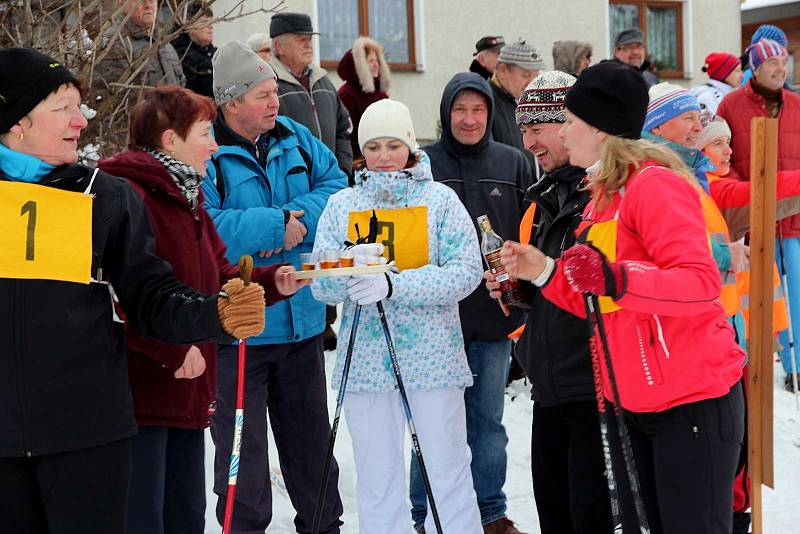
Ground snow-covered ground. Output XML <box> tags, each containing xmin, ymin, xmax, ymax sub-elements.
<box><xmin>204</xmin><ymin>357</ymin><xmax>800</xmax><ymax>533</ymax></box>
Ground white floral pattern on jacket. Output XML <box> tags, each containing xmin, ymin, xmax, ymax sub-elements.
<box><xmin>311</xmin><ymin>155</ymin><xmax>483</xmax><ymax>392</ymax></box>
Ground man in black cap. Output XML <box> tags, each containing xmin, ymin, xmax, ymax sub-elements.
<box><xmin>268</xmin><ymin>12</ymin><xmax>352</xmax><ymax>176</ymax></box>
<box><xmin>269</xmin><ymin>12</ymin><xmax>353</xmax><ymax>351</ymax></box>
<box><xmin>470</xmin><ymin>35</ymin><xmax>505</xmax><ymax>79</ymax></box>
<box><xmin>611</xmin><ymin>27</ymin><xmax>657</xmax><ymax>87</ymax></box>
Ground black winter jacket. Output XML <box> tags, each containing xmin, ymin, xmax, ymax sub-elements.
<box><xmin>0</xmin><ymin>165</ymin><xmax>228</xmax><ymax>458</ymax></box>
<box><xmin>172</xmin><ymin>32</ymin><xmax>216</xmax><ymax>98</ymax></box>
<box><xmin>490</xmin><ymin>79</ymin><xmax>541</xmax><ymax>181</ymax></box>
<box><xmin>515</xmin><ymin>164</ymin><xmax>595</xmax><ymax>406</ymax></box>
<box><xmin>426</xmin><ymin>72</ymin><xmax>534</xmax><ymax>342</ymax></box>
<box><xmin>270</xmin><ymin>58</ymin><xmax>353</xmax><ymax>175</ymax></box>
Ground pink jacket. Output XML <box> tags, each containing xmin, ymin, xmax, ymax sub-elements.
<box><xmin>542</xmin><ymin>164</ymin><xmax>746</xmax><ymax>413</ymax></box>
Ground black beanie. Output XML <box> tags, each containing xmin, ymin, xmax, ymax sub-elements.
<box><xmin>564</xmin><ymin>61</ymin><xmax>648</xmax><ymax>139</ymax></box>
<box><xmin>0</xmin><ymin>48</ymin><xmax>79</xmax><ymax>134</ymax></box>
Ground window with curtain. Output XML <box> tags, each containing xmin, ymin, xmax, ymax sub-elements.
<box><xmin>317</xmin><ymin>0</ymin><xmax>416</xmax><ymax>69</ymax></box>
<box><xmin>609</xmin><ymin>1</ymin><xmax>684</xmax><ymax>77</ymax></box>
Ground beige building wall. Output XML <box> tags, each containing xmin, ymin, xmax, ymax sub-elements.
<box><xmin>214</xmin><ymin>0</ymin><xmax>741</xmax><ymax>141</ymax></box>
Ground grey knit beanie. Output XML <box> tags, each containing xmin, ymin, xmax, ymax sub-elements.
<box><xmin>498</xmin><ymin>39</ymin><xmax>546</xmax><ymax>71</ymax></box>
<box><xmin>212</xmin><ymin>40</ymin><xmax>276</xmax><ymax>105</ymax></box>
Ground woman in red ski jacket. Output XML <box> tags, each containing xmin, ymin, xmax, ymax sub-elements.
<box><xmin>499</xmin><ymin>62</ymin><xmax>745</xmax><ymax>534</ymax></box>
<box><xmin>98</xmin><ymin>86</ymin><xmax>305</xmax><ymax>534</ymax></box>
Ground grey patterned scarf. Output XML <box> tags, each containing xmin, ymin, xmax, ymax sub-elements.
<box><xmin>141</xmin><ymin>147</ymin><xmax>202</xmax><ymax>210</ymax></box>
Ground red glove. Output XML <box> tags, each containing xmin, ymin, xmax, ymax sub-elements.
<box><xmin>561</xmin><ymin>243</ymin><xmax>626</xmax><ymax>298</ymax></box>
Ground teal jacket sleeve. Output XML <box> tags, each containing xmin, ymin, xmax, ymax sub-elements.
<box><xmin>202</xmin><ymin>162</ymin><xmax>286</xmax><ymax>261</ymax></box>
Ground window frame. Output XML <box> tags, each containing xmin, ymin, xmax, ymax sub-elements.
<box><xmin>609</xmin><ymin>0</ymin><xmax>684</xmax><ymax>79</ymax></box>
<box><xmin>318</xmin><ymin>0</ymin><xmax>417</xmax><ymax>71</ymax></box>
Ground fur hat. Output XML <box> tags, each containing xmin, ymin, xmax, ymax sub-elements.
<box><xmin>358</xmin><ymin>99</ymin><xmax>416</xmax><ymax>152</ymax></box>
<box><xmin>350</xmin><ymin>36</ymin><xmax>391</xmax><ymax>94</ymax></box>
<box><xmin>516</xmin><ymin>71</ymin><xmax>576</xmax><ymax>126</ymax></box>
<box><xmin>212</xmin><ymin>40</ymin><xmax>276</xmax><ymax>105</ymax></box>
<box><xmin>552</xmin><ymin>40</ymin><xmax>593</xmax><ymax>77</ymax></box>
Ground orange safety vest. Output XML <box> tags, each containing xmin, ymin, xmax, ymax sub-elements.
<box><xmin>704</xmin><ymin>173</ymin><xmax>788</xmax><ymax>336</ymax></box>
<box><xmin>698</xmin><ymin>189</ymin><xmax>741</xmax><ymax>316</ymax></box>
<box><xmin>736</xmin><ymin>268</ymin><xmax>789</xmax><ymax>336</ymax></box>
<box><xmin>507</xmin><ymin>203</ymin><xmax>537</xmax><ymax>341</ymax></box>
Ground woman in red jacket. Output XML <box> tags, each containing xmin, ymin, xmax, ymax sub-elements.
<box><xmin>498</xmin><ymin>62</ymin><xmax>746</xmax><ymax>534</ymax></box>
<box><xmin>98</xmin><ymin>86</ymin><xmax>305</xmax><ymax>534</ymax></box>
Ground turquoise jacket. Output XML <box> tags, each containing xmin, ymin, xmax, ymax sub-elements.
<box><xmin>203</xmin><ymin>116</ymin><xmax>347</xmax><ymax>345</ymax></box>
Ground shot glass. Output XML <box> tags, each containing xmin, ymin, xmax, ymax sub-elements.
<box><xmin>299</xmin><ymin>252</ymin><xmax>316</xmax><ymax>271</ymax></box>
<box><xmin>320</xmin><ymin>250</ymin><xmax>340</xmax><ymax>269</ymax></box>
<box><xmin>339</xmin><ymin>249</ymin><xmax>355</xmax><ymax>268</ymax></box>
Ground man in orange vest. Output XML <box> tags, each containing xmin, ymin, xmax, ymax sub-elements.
<box><xmin>488</xmin><ymin>71</ymin><xmax>612</xmax><ymax>533</ymax></box>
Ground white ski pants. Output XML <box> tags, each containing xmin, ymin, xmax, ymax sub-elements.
<box><xmin>344</xmin><ymin>387</ymin><xmax>482</xmax><ymax>534</ymax></box>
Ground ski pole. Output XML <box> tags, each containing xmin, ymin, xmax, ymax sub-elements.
<box><xmin>777</xmin><ymin>235</ymin><xmax>800</xmax><ymax>409</ymax></box>
<box><xmin>312</xmin><ymin>304</ymin><xmax>363</xmax><ymax>534</ymax></box>
<box><xmin>375</xmin><ymin>301</ymin><xmax>444</xmax><ymax>534</ymax></box>
<box><xmin>586</xmin><ymin>295</ymin><xmax>651</xmax><ymax>534</ymax></box>
<box><xmin>584</xmin><ymin>300</ymin><xmax>624</xmax><ymax>534</ymax></box>
<box><xmin>223</xmin><ymin>255</ymin><xmax>254</xmax><ymax>534</ymax></box>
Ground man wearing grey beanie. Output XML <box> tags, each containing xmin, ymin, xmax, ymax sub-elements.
<box><xmin>490</xmin><ymin>39</ymin><xmax>544</xmax><ymax>182</ymax></box>
<box><xmin>204</xmin><ymin>39</ymin><xmax>347</xmax><ymax>534</ymax></box>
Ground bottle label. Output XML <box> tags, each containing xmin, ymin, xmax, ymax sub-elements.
<box><xmin>494</xmin><ymin>272</ymin><xmax>510</xmax><ymax>282</ymax></box>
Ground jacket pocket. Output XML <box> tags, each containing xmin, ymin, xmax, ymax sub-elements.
<box><xmin>634</xmin><ymin>318</ymin><xmax>665</xmax><ymax>387</ymax></box>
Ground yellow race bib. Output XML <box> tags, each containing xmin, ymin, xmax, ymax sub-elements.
<box><xmin>0</xmin><ymin>181</ymin><xmax>93</xmax><ymax>284</ymax></box>
<box><xmin>347</xmin><ymin>207</ymin><xmax>429</xmax><ymax>271</ymax></box>
<box><xmin>584</xmin><ymin>218</ymin><xmax>622</xmax><ymax>314</ymax></box>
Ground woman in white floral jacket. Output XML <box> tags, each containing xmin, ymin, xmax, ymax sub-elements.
<box><xmin>312</xmin><ymin>99</ymin><xmax>483</xmax><ymax>534</ymax></box>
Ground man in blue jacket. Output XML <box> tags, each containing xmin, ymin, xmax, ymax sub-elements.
<box><xmin>204</xmin><ymin>41</ymin><xmax>346</xmax><ymax>534</ymax></box>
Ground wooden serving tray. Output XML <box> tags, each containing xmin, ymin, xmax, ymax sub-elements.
<box><xmin>294</xmin><ymin>261</ymin><xmax>395</xmax><ymax>280</ymax></box>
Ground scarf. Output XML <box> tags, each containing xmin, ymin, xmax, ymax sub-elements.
<box><xmin>141</xmin><ymin>147</ymin><xmax>202</xmax><ymax>210</ymax></box>
<box><xmin>0</xmin><ymin>143</ymin><xmax>55</xmax><ymax>182</ymax></box>
<box><xmin>641</xmin><ymin>131</ymin><xmax>714</xmax><ymax>193</ymax></box>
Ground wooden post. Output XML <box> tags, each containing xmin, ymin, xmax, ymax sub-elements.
<box><xmin>748</xmin><ymin>117</ymin><xmax>778</xmax><ymax>534</ymax></box>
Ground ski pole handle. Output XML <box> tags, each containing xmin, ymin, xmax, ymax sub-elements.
<box><xmin>239</xmin><ymin>255</ymin><xmax>253</xmax><ymax>286</ymax></box>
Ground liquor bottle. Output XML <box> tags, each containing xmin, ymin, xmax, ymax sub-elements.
<box><xmin>477</xmin><ymin>215</ymin><xmax>524</xmax><ymax>305</ymax></box>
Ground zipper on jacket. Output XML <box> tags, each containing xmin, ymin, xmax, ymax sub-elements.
<box><xmin>305</xmin><ymin>90</ymin><xmax>323</xmax><ymax>140</ymax></box>
<box><xmin>652</xmin><ymin>314</ymin><xmax>670</xmax><ymax>358</ymax></box>
<box><xmin>11</xmin><ymin>280</ymin><xmax>32</xmax><ymax>456</ymax></box>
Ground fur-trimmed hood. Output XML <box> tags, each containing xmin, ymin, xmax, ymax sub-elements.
<box><xmin>337</xmin><ymin>36</ymin><xmax>391</xmax><ymax>94</ymax></box>
<box><xmin>552</xmin><ymin>40</ymin><xmax>593</xmax><ymax>77</ymax></box>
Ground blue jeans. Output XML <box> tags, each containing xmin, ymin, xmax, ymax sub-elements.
<box><xmin>776</xmin><ymin>237</ymin><xmax>800</xmax><ymax>374</ymax></box>
<box><xmin>411</xmin><ymin>339</ymin><xmax>511</xmax><ymax>528</ymax></box>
